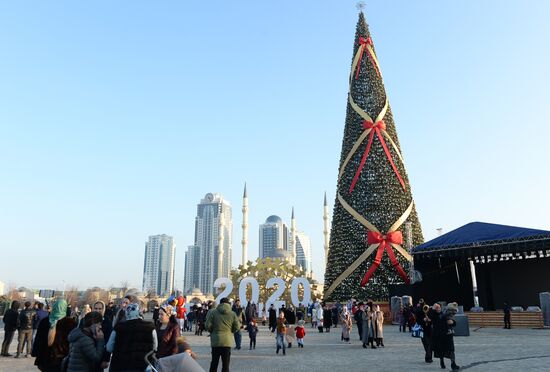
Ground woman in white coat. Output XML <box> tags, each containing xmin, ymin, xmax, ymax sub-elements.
<box><xmin>316</xmin><ymin>304</ymin><xmax>324</xmax><ymax>333</ymax></box>
<box><xmin>374</xmin><ymin>305</ymin><xmax>384</xmax><ymax>347</ymax></box>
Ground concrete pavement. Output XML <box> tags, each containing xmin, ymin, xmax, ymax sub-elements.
<box><xmin>1</xmin><ymin>322</ymin><xmax>549</xmax><ymax>371</ymax></box>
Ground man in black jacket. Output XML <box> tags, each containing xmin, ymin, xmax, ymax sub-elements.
<box><xmin>1</xmin><ymin>301</ymin><xmax>20</xmax><ymax>356</ymax></box>
<box><xmin>354</xmin><ymin>302</ymin><xmax>364</xmax><ymax>341</ymax></box>
<box><xmin>16</xmin><ymin>301</ymin><xmax>35</xmax><ymax>358</ymax></box>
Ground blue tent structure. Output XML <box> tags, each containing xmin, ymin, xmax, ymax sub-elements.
<box><xmin>413</xmin><ymin>222</ymin><xmax>550</xmax><ymax>257</ymax></box>
<box><xmin>408</xmin><ymin>222</ymin><xmax>550</xmax><ymax>310</ymax></box>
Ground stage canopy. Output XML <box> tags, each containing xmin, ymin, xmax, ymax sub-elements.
<box><xmin>412</xmin><ymin>222</ymin><xmax>550</xmax><ymax>259</ymax></box>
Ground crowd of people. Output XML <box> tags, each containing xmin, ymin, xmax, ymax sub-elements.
<box><xmin>1</xmin><ymin>295</ymin><xmax>201</xmax><ymax>371</ymax></box>
<box><xmin>1</xmin><ymin>295</ymin><xmax>465</xmax><ymax>371</ymax></box>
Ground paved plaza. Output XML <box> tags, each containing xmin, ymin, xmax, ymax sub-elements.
<box><xmin>1</xmin><ymin>322</ymin><xmax>549</xmax><ymax>371</ymax></box>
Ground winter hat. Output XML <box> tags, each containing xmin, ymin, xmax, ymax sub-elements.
<box><xmin>161</xmin><ymin>304</ymin><xmax>174</xmax><ymax>315</ymax></box>
<box><xmin>49</xmin><ymin>299</ymin><xmax>68</xmax><ymax>328</ymax></box>
<box><xmin>125</xmin><ymin>303</ymin><xmax>141</xmax><ymax>320</ymax></box>
<box><xmin>446</xmin><ymin>302</ymin><xmax>458</xmax><ymax>312</ymax></box>
<box><xmin>298</xmin><ymin>320</ymin><xmax>305</xmax><ymax>326</ymax></box>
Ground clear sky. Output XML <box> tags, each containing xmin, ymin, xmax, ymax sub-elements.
<box><xmin>1</xmin><ymin>1</ymin><xmax>549</xmax><ymax>291</ymax></box>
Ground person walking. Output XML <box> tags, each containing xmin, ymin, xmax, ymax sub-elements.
<box><xmin>231</xmin><ymin>299</ymin><xmax>245</xmax><ymax>350</ymax></box>
<box><xmin>66</xmin><ymin>311</ymin><xmax>105</xmax><ymax>372</ymax></box>
<box><xmin>268</xmin><ymin>304</ymin><xmax>277</xmax><ymax>333</ymax></box>
<box><xmin>275</xmin><ymin>311</ymin><xmax>287</xmax><ymax>355</ymax></box>
<box><xmin>244</xmin><ymin>302</ymin><xmax>256</xmax><ymax>326</ymax></box>
<box><xmin>205</xmin><ymin>298</ymin><xmax>239</xmax><ymax>372</ymax></box>
<box><xmin>503</xmin><ymin>302</ymin><xmax>511</xmax><ymax>329</ymax></box>
<box><xmin>432</xmin><ymin>303</ymin><xmax>460</xmax><ymax>371</ymax></box>
<box><xmin>340</xmin><ymin>307</ymin><xmax>352</xmax><ymax>343</ymax></box>
<box><xmin>1</xmin><ymin>300</ymin><xmax>20</xmax><ymax>357</ymax></box>
<box><xmin>247</xmin><ymin>320</ymin><xmax>258</xmax><ymax>350</ymax></box>
<box><xmin>415</xmin><ymin>303</ymin><xmax>434</xmax><ymax>363</ymax></box>
<box><xmin>16</xmin><ymin>301</ymin><xmax>36</xmax><ymax>358</ymax></box>
<box><xmin>156</xmin><ymin>304</ymin><xmax>180</xmax><ymax>358</ymax></box>
<box><xmin>284</xmin><ymin>305</ymin><xmax>296</xmax><ymax>348</ymax></box>
<box><xmin>295</xmin><ymin>320</ymin><xmax>306</xmax><ymax>348</ymax></box>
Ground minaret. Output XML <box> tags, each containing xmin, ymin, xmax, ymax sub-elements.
<box><xmin>323</xmin><ymin>192</ymin><xmax>330</xmax><ymax>267</ymax></box>
<box><xmin>290</xmin><ymin>207</ymin><xmax>297</xmax><ymax>265</ymax></box>
<box><xmin>241</xmin><ymin>183</ymin><xmax>248</xmax><ymax>267</ymax></box>
<box><xmin>218</xmin><ymin>205</ymin><xmax>225</xmax><ymax>278</ymax></box>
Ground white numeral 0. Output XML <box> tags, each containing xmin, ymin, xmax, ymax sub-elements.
<box><xmin>291</xmin><ymin>277</ymin><xmax>311</xmax><ymax>308</ymax></box>
<box><xmin>238</xmin><ymin>277</ymin><xmax>260</xmax><ymax>308</ymax></box>
<box><xmin>266</xmin><ymin>277</ymin><xmax>286</xmax><ymax>314</ymax></box>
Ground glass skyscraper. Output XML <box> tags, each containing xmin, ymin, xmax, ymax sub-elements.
<box><xmin>259</xmin><ymin>215</ymin><xmax>290</xmax><ymax>259</ymax></box>
<box><xmin>142</xmin><ymin>234</ymin><xmax>175</xmax><ymax>296</ymax></box>
<box><xmin>184</xmin><ymin>193</ymin><xmax>232</xmax><ymax>295</ymax></box>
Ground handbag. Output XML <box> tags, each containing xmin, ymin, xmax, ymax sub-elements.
<box><xmin>411</xmin><ymin>323</ymin><xmax>424</xmax><ymax>338</ymax></box>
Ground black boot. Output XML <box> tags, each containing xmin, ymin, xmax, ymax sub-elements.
<box><xmin>451</xmin><ymin>362</ymin><xmax>460</xmax><ymax>371</ymax></box>
<box><xmin>440</xmin><ymin>359</ymin><xmax>446</xmax><ymax>369</ymax></box>
<box><xmin>362</xmin><ymin>343</ymin><xmax>367</xmax><ymax>349</ymax></box>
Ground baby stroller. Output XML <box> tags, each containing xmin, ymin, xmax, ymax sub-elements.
<box><xmin>145</xmin><ymin>350</ymin><xmax>205</xmax><ymax>372</ymax></box>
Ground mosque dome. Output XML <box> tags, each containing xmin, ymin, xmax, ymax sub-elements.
<box><xmin>265</xmin><ymin>215</ymin><xmax>282</xmax><ymax>224</ymax></box>
<box><xmin>191</xmin><ymin>288</ymin><xmax>203</xmax><ymax>296</ymax></box>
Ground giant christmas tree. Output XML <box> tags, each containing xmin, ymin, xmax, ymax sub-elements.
<box><xmin>324</xmin><ymin>12</ymin><xmax>424</xmax><ymax>301</ymax></box>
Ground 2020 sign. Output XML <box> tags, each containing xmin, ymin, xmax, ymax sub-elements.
<box><xmin>213</xmin><ymin>277</ymin><xmax>311</xmax><ymax>311</ymax></box>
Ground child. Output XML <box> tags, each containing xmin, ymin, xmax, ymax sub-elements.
<box><xmin>247</xmin><ymin>320</ymin><xmax>259</xmax><ymax>350</ymax></box>
<box><xmin>295</xmin><ymin>319</ymin><xmax>306</xmax><ymax>348</ymax></box>
<box><xmin>398</xmin><ymin>306</ymin><xmax>405</xmax><ymax>332</ymax></box>
<box><xmin>341</xmin><ymin>308</ymin><xmax>352</xmax><ymax>343</ymax></box>
<box><xmin>276</xmin><ymin>312</ymin><xmax>287</xmax><ymax>355</ymax></box>
<box><xmin>443</xmin><ymin>302</ymin><xmax>458</xmax><ymax>335</ymax></box>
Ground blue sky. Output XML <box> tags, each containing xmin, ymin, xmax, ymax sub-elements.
<box><xmin>1</xmin><ymin>1</ymin><xmax>549</xmax><ymax>291</ymax></box>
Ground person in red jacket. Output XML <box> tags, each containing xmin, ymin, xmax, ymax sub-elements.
<box><xmin>176</xmin><ymin>296</ymin><xmax>186</xmax><ymax>332</ymax></box>
<box><xmin>295</xmin><ymin>320</ymin><xmax>306</xmax><ymax>348</ymax></box>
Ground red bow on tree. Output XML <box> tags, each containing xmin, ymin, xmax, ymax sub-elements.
<box><xmin>349</xmin><ymin>119</ymin><xmax>406</xmax><ymax>193</ymax></box>
<box><xmin>355</xmin><ymin>36</ymin><xmax>380</xmax><ymax>79</ymax></box>
<box><xmin>360</xmin><ymin>231</ymin><xmax>410</xmax><ymax>286</ymax></box>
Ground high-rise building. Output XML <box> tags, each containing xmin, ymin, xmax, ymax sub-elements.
<box><xmin>142</xmin><ymin>234</ymin><xmax>175</xmax><ymax>296</ymax></box>
<box><xmin>259</xmin><ymin>215</ymin><xmax>290</xmax><ymax>259</ymax></box>
<box><xmin>183</xmin><ymin>193</ymin><xmax>232</xmax><ymax>295</ymax></box>
<box><xmin>295</xmin><ymin>231</ymin><xmax>312</xmax><ymax>272</ymax></box>
<box><xmin>184</xmin><ymin>245</ymin><xmax>200</xmax><ymax>294</ymax></box>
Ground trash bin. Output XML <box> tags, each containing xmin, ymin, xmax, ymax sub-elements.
<box><xmin>453</xmin><ymin>314</ymin><xmax>470</xmax><ymax>336</ymax></box>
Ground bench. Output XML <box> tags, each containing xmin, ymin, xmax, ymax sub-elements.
<box><xmin>465</xmin><ymin>311</ymin><xmax>544</xmax><ymax>328</ymax></box>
